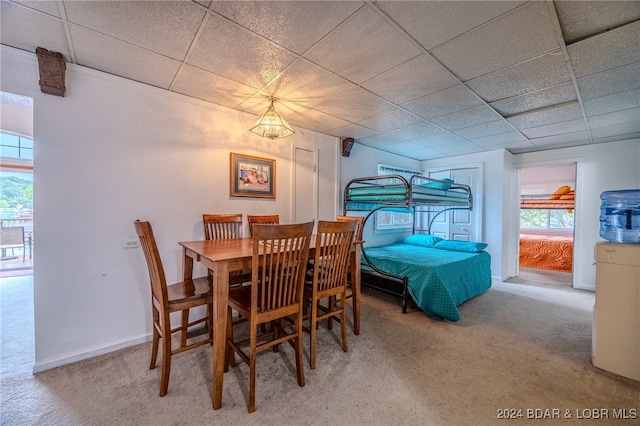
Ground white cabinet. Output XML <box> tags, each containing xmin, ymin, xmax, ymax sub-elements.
<box><xmin>592</xmin><ymin>242</ymin><xmax>640</xmax><ymax>382</ymax></box>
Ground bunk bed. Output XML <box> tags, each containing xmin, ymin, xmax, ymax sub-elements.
<box><xmin>343</xmin><ymin>175</ymin><xmax>491</xmax><ymax>321</ymax></box>
<box><xmin>519</xmin><ymin>192</ymin><xmax>574</xmax><ymax>272</ymax></box>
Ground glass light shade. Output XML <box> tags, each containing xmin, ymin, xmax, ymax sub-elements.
<box><xmin>249</xmin><ymin>101</ymin><xmax>294</xmax><ymax>140</ymax></box>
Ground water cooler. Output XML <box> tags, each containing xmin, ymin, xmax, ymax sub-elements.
<box><xmin>592</xmin><ymin>189</ymin><xmax>640</xmax><ymax>382</ymax></box>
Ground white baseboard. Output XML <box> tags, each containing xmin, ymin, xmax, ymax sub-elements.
<box><xmin>573</xmin><ymin>283</ymin><xmax>595</xmax><ymax>292</ymax></box>
<box><xmin>32</xmin><ymin>333</ymin><xmax>151</xmax><ymax>374</ymax></box>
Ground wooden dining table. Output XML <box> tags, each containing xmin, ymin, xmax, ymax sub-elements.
<box><xmin>179</xmin><ymin>236</ymin><xmax>361</xmax><ymax>410</ymax></box>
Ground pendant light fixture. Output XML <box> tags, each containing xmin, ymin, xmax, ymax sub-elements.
<box><xmin>249</xmin><ymin>96</ymin><xmax>294</xmax><ymax>140</ymax></box>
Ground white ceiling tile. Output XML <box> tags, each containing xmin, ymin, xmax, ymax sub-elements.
<box><xmin>431</xmin><ymin>2</ymin><xmax>560</xmax><ymax>81</ymax></box>
<box><xmin>432</xmin><ymin>141</ymin><xmax>484</xmax><ymax>155</ymax></box>
<box><xmin>412</xmin><ymin>133</ymin><xmax>466</xmax><ymax>148</ymax></box>
<box><xmin>568</xmin><ymin>21</ymin><xmax>640</xmax><ymax>78</ymax></box>
<box><xmin>577</xmin><ymin>61</ymin><xmax>640</xmax><ymax>101</ymax></box>
<box><xmin>314</xmin><ymin>86</ymin><xmax>392</xmax><ymax>123</ymax></box>
<box><xmin>457</xmin><ymin>122</ymin><xmax>522</xmax><ymax>140</ymax></box>
<box><xmin>555</xmin><ymin>0</ymin><xmax>640</xmax><ymax>43</ymax></box>
<box><xmin>470</xmin><ymin>131</ymin><xmax>530</xmax><ymax>148</ymax></box>
<box><xmin>489</xmin><ymin>82</ymin><xmax>577</xmax><ymax>116</ymax></box>
<box><xmin>430</xmin><ymin>106</ymin><xmax>502</xmax><ymax>131</ymax></box>
<box><xmin>408</xmin><ymin>148</ymin><xmax>445</xmax><ymax>161</ymax></box>
<box><xmin>381</xmin><ymin>141</ymin><xmax>427</xmax><ymax>154</ymax></box>
<box><xmin>64</xmin><ymin>1</ymin><xmax>204</xmax><ymax>61</ymax></box>
<box><xmin>583</xmin><ymin>89</ymin><xmax>640</xmax><ymax>117</ymax></box>
<box><xmin>357</xmin><ymin>107</ymin><xmax>422</xmax><ymax>132</ymax></box>
<box><xmin>71</xmin><ymin>26</ymin><xmax>181</xmax><ymax>90</ymax></box>
<box><xmin>403</xmin><ymin>85</ymin><xmax>483</xmax><ymax>119</ymax></box>
<box><xmin>11</xmin><ymin>0</ymin><xmax>61</xmax><ymax>17</ymax></box>
<box><xmin>362</xmin><ymin>54</ymin><xmax>458</xmax><ymax>105</ymax></box>
<box><xmin>211</xmin><ymin>1</ymin><xmax>362</xmax><ymax>55</ymax></box>
<box><xmin>591</xmin><ymin>123</ymin><xmax>640</xmax><ymax>141</ymax></box>
<box><xmin>189</xmin><ymin>14</ymin><xmax>298</xmax><ymax>90</ymax></box>
<box><xmin>304</xmin><ymin>6</ymin><xmax>422</xmax><ymax>84</ymax></box>
<box><xmin>390</xmin><ymin>121</ymin><xmax>445</xmax><ymax>141</ymax></box>
<box><xmin>592</xmin><ymin>133</ymin><xmax>640</xmax><ymax>144</ymax></box>
<box><xmin>508</xmin><ymin>103</ymin><xmax>583</xmax><ymax>130</ymax></box>
<box><xmin>521</xmin><ymin>119</ymin><xmax>587</xmax><ymax>139</ymax></box>
<box><xmin>357</xmin><ymin>133</ymin><xmax>406</xmax><ymax>148</ymax></box>
<box><xmin>483</xmin><ymin>140</ymin><xmax>538</xmax><ymax>152</ymax></box>
<box><xmin>466</xmin><ymin>52</ymin><xmax>571</xmax><ymax>102</ymax></box>
<box><xmin>171</xmin><ymin>65</ymin><xmax>258</xmax><ymax>109</ymax></box>
<box><xmin>529</xmin><ymin>131</ymin><xmax>591</xmax><ymax>147</ymax></box>
<box><xmin>283</xmin><ymin>105</ymin><xmax>351</xmax><ymax>134</ymax></box>
<box><xmin>588</xmin><ymin>107</ymin><xmax>640</xmax><ymax>129</ymax></box>
<box><xmin>376</xmin><ymin>1</ymin><xmax>526</xmax><ymax>51</ymax></box>
<box><xmin>0</xmin><ymin>1</ymin><xmax>69</xmax><ymax>58</ymax></box>
<box><xmin>265</xmin><ymin>59</ymin><xmax>356</xmax><ymax>109</ymax></box>
<box><xmin>326</xmin><ymin>123</ymin><xmax>380</xmax><ymax>141</ymax></box>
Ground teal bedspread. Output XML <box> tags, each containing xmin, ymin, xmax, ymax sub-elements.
<box><xmin>363</xmin><ymin>244</ymin><xmax>491</xmax><ymax>321</ymax></box>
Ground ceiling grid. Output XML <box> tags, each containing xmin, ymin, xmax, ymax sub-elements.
<box><xmin>1</xmin><ymin>0</ymin><xmax>638</xmax><ymax>160</ymax></box>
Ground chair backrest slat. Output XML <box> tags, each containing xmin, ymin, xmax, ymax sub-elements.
<box><xmin>252</xmin><ymin>222</ymin><xmax>313</xmax><ymax>314</ymax></box>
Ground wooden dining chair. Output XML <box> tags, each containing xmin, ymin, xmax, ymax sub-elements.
<box><xmin>202</xmin><ymin>213</ymin><xmax>254</xmax><ymax>329</ymax></box>
<box><xmin>203</xmin><ymin>213</ymin><xmax>243</xmax><ymax>240</ymax></box>
<box><xmin>246</xmin><ymin>214</ymin><xmax>279</xmax><ymax>237</ymax></box>
<box><xmin>225</xmin><ymin>221</ymin><xmax>313</xmax><ymax>413</ymax></box>
<box><xmin>202</xmin><ymin>213</ymin><xmax>251</xmax><ymax>285</ymax></box>
<box><xmin>330</xmin><ymin>215</ymin><xmax>365</xmax><ymax>332</ymax></box>
<box><xmin>304</xmin><ymin>220</ymin><xmax>357</xmax><ymax>369</ymax></box>
<box><xmin>133</xmin><ymin>220</ymin><xmax>213</xmax><ymax>397</ymax></box>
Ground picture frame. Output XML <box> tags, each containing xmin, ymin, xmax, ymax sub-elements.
<box><xmin>230</xmin><ymin>152</ymin><xmax>276</xmax><ymax>199</ymax></box>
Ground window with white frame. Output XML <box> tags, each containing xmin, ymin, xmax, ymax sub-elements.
<box><xmin>375</xmin><ymin>164</ymin><xmax>421</xmax><ymax>232</ymax></box>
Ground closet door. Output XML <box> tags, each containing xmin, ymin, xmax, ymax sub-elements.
<box><xmin>449</xmin><ymin>169</ymin><xmax>476</xmax><ymax>241</ymax></box>
<box><xmin>427</xmin><ymin>168</ymin><xmax>479</xmax><ymax>242</ymax></box>
<box><xmin>294</xmin><ymin>147</ymin><xmax>317</xmax><ymax>224</ymax></box>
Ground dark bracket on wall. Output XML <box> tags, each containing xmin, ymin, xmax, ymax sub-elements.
<box><xmin>36</xmin><ymin>47</ymin><xmax>66</xmax><ymax>97</ymax></box>
<box><xmin>341</xmin><ymin>137</ymin><xmax>354</xmax><ymax>157</ymax></box>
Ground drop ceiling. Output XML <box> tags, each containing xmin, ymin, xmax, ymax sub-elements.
<box><xmin>1</xmin><ymin>0</ymin><xmax>639</xmax><ymax>160</ymax></box>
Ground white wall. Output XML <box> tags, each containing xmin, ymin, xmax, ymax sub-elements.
<box><xmin>1</xmin><ymin>46</ymin><xmax>340</xmax><ymax>372</ymax></box>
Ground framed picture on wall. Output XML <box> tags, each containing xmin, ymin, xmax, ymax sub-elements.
<box><xmin>230</xmin><ymin>152</ymin><xmax>276</xmax><ymax>199</ymax></box>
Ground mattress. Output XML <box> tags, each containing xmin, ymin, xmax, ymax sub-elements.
<box><xmin>362</xmin><ymin>243</ymin><xmax>492</xmax><ymax>321</ymax></box>
<box><xmin>519</xmin><ymin>234</ymin><xmax>573</xmax><ymax>272</ymax></box>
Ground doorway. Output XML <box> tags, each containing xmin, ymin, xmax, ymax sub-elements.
<box><xmin>1</xmin><ymin>92</ymin><xmax>34</xmax><ymax>278</ymax></box>
<box><xmin>517</xmin><ymin>163</ymin><xmax>576</xmax><ymax>286</ymax></box>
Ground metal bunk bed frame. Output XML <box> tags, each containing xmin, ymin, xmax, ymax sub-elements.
<box><xmin>343</xmin><ymin>174</ymin><xmax>473</xmax><ymax>312</ymax></box>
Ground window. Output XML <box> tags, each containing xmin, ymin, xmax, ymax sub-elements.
<box><xmin>520</xmin><ymin>209</ymin><xmax>574</xmax><ymax>231</ymax></box>
<box><xmin>375</xmin><ymin>164</ymin><xmax>420</xmax><ymax>232</ymax></box>
<box><xmin>0</xmin><ymin>132</ymin><xmax>33</xmax><ymax>161</ymax></box>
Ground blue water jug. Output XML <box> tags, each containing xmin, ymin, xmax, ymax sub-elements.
<box><xmin>599</xmin><ymin>189</ymin><xmax>640</xmax><ymax>244</ymax></box>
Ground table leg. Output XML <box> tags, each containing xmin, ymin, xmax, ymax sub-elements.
<box><xmin>182</xmin><ymin>248</ymin><xmax>194</xmax><ymax>281</ymax></box>
<box><xmin>351</xmin><ymin>244</ymin><xmax>361</xmax><ymax>336</ymax></box>
<box><xmin>212</xmin><ymin>261</ymin><xmax>229</xmax><ymax>410</ymax></box>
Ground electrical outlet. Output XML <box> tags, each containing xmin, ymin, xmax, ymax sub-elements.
<box><xmin>122</xmin><ymin>239</ymin><xmax>140</xmax><ymax>248</ymax></box>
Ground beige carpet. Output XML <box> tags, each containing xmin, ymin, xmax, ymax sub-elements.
<box><xmin>1</xmin><ymin>276</ymin><xmax>638</xmax><ymax>425</ymax></box>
